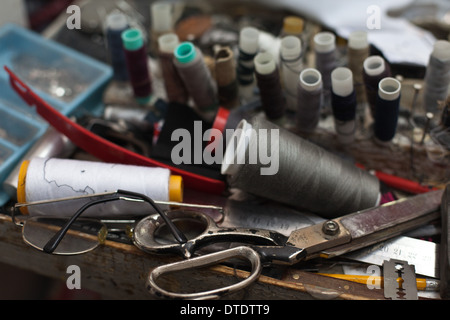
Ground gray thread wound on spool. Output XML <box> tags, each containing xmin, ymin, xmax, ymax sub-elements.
<box><xmin>174</xmin><ymin>47</ymin><xmax>218</xmax><ymax>112</ymax></box>
<box><xmin>315</xmin><ymin>50</ymin><xmax>337</xmax><ymax>100</ymax></box>
<box><xmin>226</xmin><ymin>116</ymin><xmax>380</xmax><ymax>219</ymax></box>
<box><xmin>297</xmin><ymin>80</ymin><xmax>322</xmax><ymax>133</ymax></box>
<box><xmin>424</xmin><ymin>55</ymin><xmax>450</xmax><ymax>114</ymax></box>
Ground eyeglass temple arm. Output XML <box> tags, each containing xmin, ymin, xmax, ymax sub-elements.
<box><xmin>43</xmin><ymin>190</ymin><xmax>188</xmax><ymax>254</ymax></box>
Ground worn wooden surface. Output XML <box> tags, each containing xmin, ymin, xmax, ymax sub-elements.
<box><xmin>0</xmin><ymin>213</ymin><xmax>392</xmax><ymax>300</ymax></box>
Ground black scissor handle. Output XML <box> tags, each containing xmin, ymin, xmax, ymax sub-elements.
<box><xmin>147</xmin><ymin>246</ymin><xmax>263</xmax><ymax>300</ymax></box>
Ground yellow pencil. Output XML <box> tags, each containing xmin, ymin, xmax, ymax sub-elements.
<box><xmin>318</xmin><ymin>273</ymin><xmax>440</xmax><ymax>291</ymax></box>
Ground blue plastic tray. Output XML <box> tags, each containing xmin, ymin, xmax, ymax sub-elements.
<box><xmin>0</xmin><ymin>24</ymin><xmax>112</xmax><ymax>205</ymax></box>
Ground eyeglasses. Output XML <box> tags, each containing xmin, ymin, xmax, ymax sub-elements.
<box><xmin>13</xmin><ymin>189</ymin><xmax>223</xmax><ymax>255</ymax></box>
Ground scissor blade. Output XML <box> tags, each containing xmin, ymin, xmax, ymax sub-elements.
<box><xmin>286</xmin><ymin>190</ymin><xmax>443</xmax><ymax>260</ymax></box>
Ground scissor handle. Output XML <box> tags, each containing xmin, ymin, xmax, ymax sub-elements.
<box><xmin>133</xmin><ymin>210</ymin><xmax>285</xmax><ymax>259</ymax></box>
<box><xmin>147</xmin><ymin>246</ymin><xmax>262</xmax><ymax>300</ymax></box>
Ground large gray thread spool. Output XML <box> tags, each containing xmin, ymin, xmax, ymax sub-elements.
<box><xmin>221</xmin><ymin>116</ymin><xmax>380</xmax><ymax>219</ymax></box>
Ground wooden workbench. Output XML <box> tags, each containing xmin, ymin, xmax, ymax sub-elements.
<box><xmin>0</xmin><ymin>213</ymin><xmax>394</xmax><ymax>300</ymax></box>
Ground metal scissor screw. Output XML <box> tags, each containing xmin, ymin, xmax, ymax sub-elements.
<box><xmin>322</xmin><ymin>220</ymin><xmax>340</xmax><ymax>236</ymax></box>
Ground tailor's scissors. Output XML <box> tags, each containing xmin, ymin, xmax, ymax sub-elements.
<box><xmin>133</xmin><ymin>189</ymin><xmax>444</xmax><ymax>300</ymax></box>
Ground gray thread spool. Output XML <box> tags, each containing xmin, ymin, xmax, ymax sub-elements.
<box><xmin>314</xmin><ymin>32</ymin><xmax>338</xmax><ymax>110</ymax></box>
<box><xmin>221</xmin><ymin>116</ymin><xmax>380</xmax><ymax>219</ymax></box>
<box><xmin>297</xmin><ymin>68</ymin><xmax>323</xmax><ymax>133</ymax></box>
<box><xmin>174</xmin><ymin>42</ymin><xmax>218</xmax><ymax>117</ymax></box>
<box><xmin>423</xmin><ymin>40</ymin><xmax>450</xmax><ymax>115</ymax></box>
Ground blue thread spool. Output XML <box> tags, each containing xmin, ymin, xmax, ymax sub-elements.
<box><xmin>374</xmin><ymin>77</ymin><xmax>401</xmax><ymax>143</ymax></box>
<box><xmin>105</xmin><ymin>12</ymin><xmax>129</xmax><ymax>82</ymax></box>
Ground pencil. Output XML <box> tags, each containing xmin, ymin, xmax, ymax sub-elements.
<box><xmin>318</xmin><ymin>273</ymin><xmax>440</xmax><ymax>291</ymax></box>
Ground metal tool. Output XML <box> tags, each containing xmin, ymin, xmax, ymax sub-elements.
<box><xmin>133</xmin><ymin>189</ymin><xmax>443</xmax><ymax>300</ymax></box>
<box><xmin>383</xmin><ymin>259</ymin><xmax>418</xmax><ymax>300</ymax></box>
<box><xmin>440</xmin><ymin>184</ymin><xmax>450</xmax><ymax>299</ymax></box>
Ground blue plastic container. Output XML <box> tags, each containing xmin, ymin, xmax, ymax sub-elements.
<box><xmin>0</xmin><ymin>24</ymin><xmax>112</xmax><ymax>205</ymax></box>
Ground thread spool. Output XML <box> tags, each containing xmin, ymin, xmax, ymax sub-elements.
<box><xmin>254</xmin><ymin>52</ymin><xmax>285</xmax><ymax>121</ymax></box>
<box><xmin>347</xmin><ymin>31</ymin><xmax>369</xmax><ymax>107</ymax></box>
<box><xmin>363</xmin><ymin>55</ymin><xmax>391</xmax><ymax>118</ymax></box>
<box><xmin>214</xmin><ymin>46</ymin><xmax>238</xmax><ymax>109</ymax></box>
<box><xmin>314</xmin><ymin>32</ymin><xmax>337</xmax><ymax>109</ymax></box>
<box><xmin>237</xmin><ymin>27</ymin><xmax>260</xmax><ymax>99</ymax></box>
<box><xmin>297</xmin><ymin>68</ymin><xmax>323</xmax><ymax>133</ymax></box>
<box><xmin>18</xmin><ymin>158</ymin><xmax>183</xmax><ymax>217</ymax></box>
<box><xmin>105</xmin><ymin>11</ymin><xmax>129</xmax><ymax>82</ymax></box>
<box><xmin>374</xmin><ymin>77</ymin><xmax>402</xmax><ymax>143</ymax></box>
<box><xmin>122</xmin><ymin>28</ymin><xmax>152</xmax><ymax>105</ymax></box>
<box><xmin>280</xmin><ymin>36</ymin><xmax>303</xmax><ymax>111</ymax></box>
<box><xmin>221</xmin><ymin>116</ymin><xmax>380</xmax><ymax>219</ymax></box>
<box><xmin>151</xmin><ymin>2</ymin><xmax>174</xmax><ymax>55</ymax></box>
<box><xmin>174</xmin><ymin>42</ymin><xmax>218</xmax><ymax>119</ymax></box>
<box><xmin>423</xmin><ymin>40</ymin><xmax>450</xmax><ymax>115</ymax></box>
<box><xmin>158</xmin><ymin>33</ymin><xmax>189</xmax><ymax>104</ymax></box>
<box><xmin>3</xmin><ymin>127</ymin><xmax>76</xmax><ymax>201</ymax></box>
<box><xmin>280</xmin><ymin>16</ymin><xmax>306</xmax><ymax>62</ymax></box>
<box><xmin>331</xmin><ymin>67</ymin><xmax>357</xmax><ymax>144</ymax></box>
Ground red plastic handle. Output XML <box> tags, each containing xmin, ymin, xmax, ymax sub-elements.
<box><xmin>5</xmin><ymin>66</ymin><xmax>226</xmax><ymax>195</ymax></box>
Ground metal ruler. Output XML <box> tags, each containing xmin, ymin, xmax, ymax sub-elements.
<box><xmin>344</xmin><ymin>236</ymin><xmax>439</xmax><ymax>279</ymax></box>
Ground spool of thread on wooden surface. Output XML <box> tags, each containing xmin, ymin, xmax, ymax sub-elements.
<box><xmin>314</xmin><ymin>32</ymin><xmax>337</xmax><ymax>110</ymax></box>
<box><xmin>363</xmin><ymin>55</ymin><xmax>391</xmax><ymax>118</ymax></box>
<box><xmin>158</xmin><ymin>33</ymin><xmax>189</xmax><ymax>104</ymax></box>
<box><xmin>105</xmin><ymin>11</ymin><xmax>129</xmax><ymax>82</ymax></box>
<box><xmin>280</xmin><ymin>36</ymin><xmax>303</xmax><ymax>111</ymax></box>
<box><xmin>122</xmin><ymin>28</ymin><xmax>153</xmax><ymax>105</ymax></box>
<box><xmin>347</xmin><ymin>31</ymin><xmax>369</xmax><ymax>108</ymax></box>
<box><xmin>18</xmin><ymin>158</ymin><xmax>183</xmax><ymax>217</ymax></box>
<box><xmin>237</xmin><ymin>27</ymin><xmax>260</xmax><ymax>99</ymax></box>
<box><xmin>374</xmin><ymin>77</ymin><xmax>402</xmax><ymax>143</ymax></box>
<box><xmin>297</xmin><ymin>68</ymin><xmax>323</xmax><ymax>133</ymax></box>
<box><xmin>214</xmin><ymin>46</ymin><xmax>238</xmax><ymax>109</ymax></box>
<box><xmin>254</xmin><ymin>52</ymin><xmax>285</xmax><ymax>121</ymax></box>
<box><xmin>221</xmin><ymin>116</ymin><xmax>380</xmax><ymax>219</ymax></box>
<box><xmin>423</xmin><ymin>40</ymin><xmax>450</xmax><ymax>115</ymax></box>
<box><xmin>331</xmin><ymin>67</ymin><xmax>357</xmax><ymax>144</ymax></box>
<box><xmin>174</xmin><ymin>42</ymin><xmax>218</xmax><ymax>119</ymax></box>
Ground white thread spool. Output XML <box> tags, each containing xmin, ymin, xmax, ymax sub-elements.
<box><xmin>331</xmin><ymin>67</ymin><xmax>356</xmax><ymax>144</ymax></box>
<box><xmin>280</xmin><ymin>36</ymin><xmax>303</xmax><ymax>111</ymax></box>
<box><xmin>18</xmin><ymin>158</ymin><xmax>183</xmax><ymax>217</ymax></box>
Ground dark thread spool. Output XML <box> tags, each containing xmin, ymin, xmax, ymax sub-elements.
<box><xmin>254</xmin><ymin>52</ymin><xmax>285</xmax><ymax>120</ymax></box>
<box><xmin>105</xmin><ymin>12</ymin><xmax>129</xmax><ymax>82</ymax></box>
<box><xmin>331</xmin><ymin>67</ymin><xmax>357</xmax><ymax>144</ymax></box>
<box><xmin>314</xmin><ymin>32</ymin><xmax>337</xmax><ymax>109</ymax></box>
<box><xmin>237</xmin><ymin>27</ymin><xmax>259</xmax><ymax>86</ymax></box>
<box><xmin>374</xmin><ymin>77</ymin><xmax>402</xmax><ymax>143</ymax></box>
<box><xmin>297</xmin><ymin>68</ymin><xmax>323</xmax><ymax>133</ymax></box>
<box><xmin>174</xmin><ymin>42</ymin><xmax>218</xmax><ymax>118</ymax></box>
<box><xmin>280</xmin><ymin>36</ymin><xmax>303</xmax><ymax>111</ymax></box>
<box><xmin>221</xmin><ymin>115</ymin><xmax>380</xmax><ymax>219</ymax></box>
<box><xmin>363</xmin><ymin>55</ymin><xmax>391</xmax><ymax>118</ymax></box>
<box><xmin>157</xmin><ymin>33</ymin><xmax>189</xmax><ymax>104</ymax></box>
<box><xmin>214</xmin><ymin>46</ymin><xmax>238</xmax><ymax>109</ymax></box>
<box><xmin>122</xmin><ymin>29</ymin><xmax>152</xmax><ymax>104</ymax></box>
<box><xmin>423</xmin><ymin>40</ymin><xmax>450</xmax><ymax>114</ymax></box>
